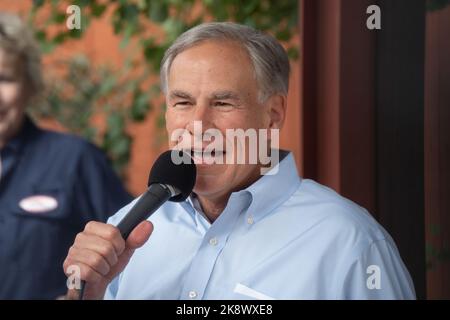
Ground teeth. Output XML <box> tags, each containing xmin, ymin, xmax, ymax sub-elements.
<box><xmin>190</xmin><ymin>150</ymin><xmax>225</xmax><ymax>158</ymax></box>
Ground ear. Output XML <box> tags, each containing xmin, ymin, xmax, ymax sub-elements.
<box><xmin>266</xmin><ymin>94</ymin><xmax>287</xmax><ymax>130</ymax></box>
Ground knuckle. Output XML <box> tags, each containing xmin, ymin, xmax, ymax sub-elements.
<box><xmin>100</xmin><ymin>244</ymin><xmax>115</xmax><ymax>262</ymax></box>
<box><xmin>63</xmin><ymin>260</ymin><xmax>79</xmax><ymax>276</ymax></box>
<box><xmin>80</xmin><ymin>264</ymin><xmax>99</xmax><ymax>283</ymax></box>
<box><xmin>98</xmin><ymin>244</ymin><xmax>109</xmax><ymax>257</ymax></box>
<box><xmin>105</xmin><ymin>226</ymin><xmax>120</xmax><ymax>240</ymax></box>
<box><xmin>65</xmin><ymin>248</ymin><xmax>79</xmax><ymax>267</ymax></box>
<box><xmin>89</xmin><ymin>253</ymin><xmax>103</xmax><ymax>267</ymax></box>
<box><xmin>115</xmin><ymin>238</ymin><xmax>126</xmax><ymax>254</ymax></box>
<box><xmin>84</xmin><ymin>221</ymin><xmax>96</xmax><ymax>231</ymax></box>
<box><xmin>81</xmin><ymin>267</ymin><xmax>97</xmax><ymax>283</ymax></box>
<box><xmin>68</xmin><ymin>245</ymin><xmax>77</xmax><ymax>256</ymax></box>
<box><xmin>74</xmin><ymin>232</ymin><xmax>85</xmax><ymax>244</ymax></box>
<box><xmin>62</xmin><ymin>259</ymin><xmax>71</xmax><ymax>273</ymax></box>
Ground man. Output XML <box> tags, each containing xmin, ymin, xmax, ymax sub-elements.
<box><xmin>64</xmin><ymin>22</ymin><xmax>415</xmax><ymax>300</ymax></box>
<box><xmin>0</xmin><ymin>12</ymin><xmax>132</xmax><ymax>299</ymax></box>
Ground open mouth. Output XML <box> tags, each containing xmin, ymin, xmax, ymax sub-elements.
<box><xmin>186</xmin><ymin>149</ymin><xmax>226</xmax><ymax>164</ymax></box>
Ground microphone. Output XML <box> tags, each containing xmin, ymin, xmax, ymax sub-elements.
<box><xmin>78</xmin><ymin>150</ymin><xmax>196</xmax><ymax>299</ymax></box>
<box><xmin>116</xmin><ymin>150</ymin><xmax>196</xmax><ymax>238</ymax></box>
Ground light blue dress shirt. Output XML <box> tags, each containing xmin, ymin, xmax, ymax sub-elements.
<box><xmin>104</xmin><ymin>151</ymin><xmax>415</xmax><ymax>300</ymax></box>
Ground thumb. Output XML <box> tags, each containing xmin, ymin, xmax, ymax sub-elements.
<box><xmin>125</xmin><ymin>220</ymin><xmax>153</xmax><ymax>250</ymax></box>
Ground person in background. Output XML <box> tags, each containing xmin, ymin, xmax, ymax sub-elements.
<box><xmin>0</xmin><ymin>12</ymin><xmax>132</xmax><ymax>299</ymax></box>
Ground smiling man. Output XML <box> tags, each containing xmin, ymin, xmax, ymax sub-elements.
<box><xmin>64</xmin><ymin>22</ymin><xmax>415</xmax><ymax>300</ymax></box>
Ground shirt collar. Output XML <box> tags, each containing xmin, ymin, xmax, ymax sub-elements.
<box><xmin>244</xmin><ymin>150</ymin><xmax>301</xmax><ymax>225</ymax></box>
<box><xmin>2</xmin><ymin>116</ymin><xmax>38</xmax><ymax>154</ymax></box>
<box><xmin>181</xmin><ymin>150</ymin><xmax>301</xmax><ymax>227</ymax></box>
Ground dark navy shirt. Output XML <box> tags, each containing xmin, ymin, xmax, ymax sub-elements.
<box><xmin>0</xmin><ymin>117</ymin><xmax>132</xmax><ymax>299</ymax></box>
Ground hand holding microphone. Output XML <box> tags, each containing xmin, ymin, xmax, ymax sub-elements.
<box><xmin>63</xmin><ymin>150</ymin><xmax>196</xmax><ymax>300</ymax></box>
<box><xmin>63</xmin><ymin>220</ymin><xmax>153</xmax><ymax>300</ymax></box>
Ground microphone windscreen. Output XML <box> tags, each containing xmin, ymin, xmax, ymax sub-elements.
<box><xmin>148</xmin><ymin>150</ymin><xmax>197</xmax><ymax>202</ymax></box>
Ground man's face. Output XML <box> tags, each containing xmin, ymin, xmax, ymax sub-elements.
<box><xmin>0</xmin><ymin>48</ymin><xmax>28</xmax><ymax>145</ymax></box>
<box><xmin>165</xmin><ymin>40</ymin><xmax>284</xmax><ymax>200</ymax></box>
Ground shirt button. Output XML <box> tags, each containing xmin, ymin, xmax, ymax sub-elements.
<box><xmin>247</xmin><ymin>215</ymin><xmax>254</xmax><ymax>225</ymax></box>
<box><xmin>209</xmin><ymin>237</ymin><xmax>218</xmax><ymax>246</ymax></box>
<box><xmin>188</xmin><ymin>290</ymin><xmax>198</xmax><ymax>299</ymax></box>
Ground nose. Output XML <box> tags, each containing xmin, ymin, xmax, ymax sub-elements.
<box><xmin>186</xmin><ymin>101</ymin><xmax>214</xmax><ymax>135</ymax></box>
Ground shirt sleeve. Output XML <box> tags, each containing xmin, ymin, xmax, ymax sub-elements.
<box><xmin>72</xmin><ymin>141</ymin><xmax>133</xmax><ymax>224</ymax></box>
<box><xmin>336</xmin><ymin>238</ymin><xmax>416</xmax><ymax>299</ymax></box>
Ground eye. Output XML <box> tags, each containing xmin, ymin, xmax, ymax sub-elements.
<box><xmin>173</xmin><ymin>101</ymin><xmax>192</xmax><ymax>108</ymax></box>
<box><xmin>213</xmin><ymin>101</ymin><xmax>233</xmax><ymax>108</ymax></box>
<box><xmin>0</xmin><ymin>75</ymin><xmax>16</xmax><ymax>83</ymax></box>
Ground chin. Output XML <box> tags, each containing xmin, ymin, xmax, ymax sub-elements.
<box><xmin>0</xmin><ymin>124</ymin><xmax>11</xmax><ymax>137</ymax></box>
<box><xmin>193</xmin><ymin>175</ymin><xmax>226</xmax><ymax>198</ymax></box>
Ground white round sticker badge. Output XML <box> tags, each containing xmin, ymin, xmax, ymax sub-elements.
<box><xmin>19</xmin><ymin>195</ymin><xmax>58</xmax><ymax>213</ymax></box>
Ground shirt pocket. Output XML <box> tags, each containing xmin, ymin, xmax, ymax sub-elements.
<box><xmin>10</xmin><ymin>184</ymin><xmax>70</xmax><ymax>221</ymax></box>
<box><xmin>232</xmin><ymin>282</ymin><xmax>276</xmax><ymax>300</ymax></box>
<box><xmin>4</xmin><ymin>184</ymin><xmax>78</xmax><ymax>269</ymax></box>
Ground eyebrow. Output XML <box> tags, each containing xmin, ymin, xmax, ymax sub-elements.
<box><xmin>168</xmin><ymin>90</ymin><xmax>242</xmax><ymax>102</ymax></box>
<box><xmin>168</xmin><ymin>90</ymin><xmax>195</xmax><ymax>100</ymax></box>
<box><xmin>209</xmin><ymin>91</ymin><xmax>241</xmax><ymax>101</ymax></box>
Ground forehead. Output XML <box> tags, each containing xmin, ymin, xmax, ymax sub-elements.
<box><xmin>167</xmin><ymin>40</ymin><xmax>257</xmax><ymax>94</ymax></box>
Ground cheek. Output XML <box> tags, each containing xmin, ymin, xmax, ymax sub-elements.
<box><xmin>165</xmin><ymin>110</ymin><xmax>176</xmax><ymax>135</ymax></box>
<box><xmin>165</xmin><ymin>110</ymin><xmax>189</xmax><ymax>148</ymax></box>
<box><xmin>0</xmin><ymin>83</ymin><xmax>23</xmax><ymax>106</ymax></box>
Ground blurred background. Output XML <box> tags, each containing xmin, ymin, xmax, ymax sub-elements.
<box><xmin>0</xmin><ymin>0</ymin><xmax>448</xmax><ymax>299</ymax></box>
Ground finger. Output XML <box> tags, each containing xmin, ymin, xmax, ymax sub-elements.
<box><xmin>66</xmin><ymin>246</ymin><xmax>111</xmax><ymax>276</ymax></box>
<box><xmin>126</xmin><ymin>221</ymin><xmax>153</xmax><ymax>250</ymax></box>
<box><xmin>63</xmin><ymin>260</ymin><xmax>104</xmax><ymax>284</ymax></box>
<box><xmin>73</xmin><ymin>233</ymin><xmax>118</xmax><ymax>266</ymax></box>
<box><xmin>83</xmin><ymin>221</ymin><xmax>125</xmax><ymax>255</ymax></box>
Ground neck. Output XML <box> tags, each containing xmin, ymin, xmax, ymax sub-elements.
<box><xmin>197</xmin><ymin>194</ymin><xmax>228</xmax><ymax>222</ymax></box>
<box><xmin>196</xmin><ymin>164</ymin><xmax>263</xmax><ymax>222</ymax></box>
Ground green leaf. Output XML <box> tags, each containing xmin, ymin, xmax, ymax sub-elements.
<box><xmin>119</xmin><ymin>23</ymin><xmax>136</xmax><ymax>49</ymax></box>
<box><xmin>53</xmin><ymin>32</ymin><xmax>66</xmax><ymax>44</ymax></box>
<box><xmin>68</xmin><ymin>28</ymin><xmax>83</xmax><ymax>39</ymax></box>
<box><xmin>53</xmin><ymin>12</ymin><xmax>66</xmax><ymax>24</ymax></box>
<box><xmin>111</xmin><ymin>135</ymin><xmax>131</xmax><ymax>157</ymax></box>
<box><xmin>74</xmin><ymin>0</ymin><xmax>91</xmax><ymax>7</ymax></box>
<box><xmin>91</xmin><ymin>3</ymin><xmax>107</xmax><ymax>17</ymax></box>
<box><xmin>157</xmin><ymin>102</ymin><xmax>167</xmax><ymax>129</ymax></box>
<box><xmin>107</xmin><ymin>113</ymin><xmax>126</xmax><ymax>137</ymax></box>
<box><xmin>148</xmin><ymin>1</ymin><xmax>169</xmax><ymax>23</ymax></box>
<box><xmin>122</xmin><ymin>3</ymin><xmax>140</xmax><ymax>20</ymax></box>
<box><xmin>276</xmin><ymin>29</ymin><xmax>292</xmax><ymax>42</ymax></box>
<box><xmin>243</xmin><ymin>0</ymin><xmax>259</xmax><ymax>15</ymax></box>
<box><xmin>32</xmin><ymin>0</ymin><xmax>44</xmax><ymax>8</ymax></box>
<box><xmin>130</xmin><ymin>91</ymin><xmax>151</xmax><ymax>121</ymax></box>
<box><xmin>82</xmin><ymin>127</ymin><xmax>97</xmax><ymax>140</ymax></box>
<box><xmin>287</xmin><ymin>46</ymin><xmax>299</xmax><ymax>60</ymax></box>
<box><xmin>35</xmin><ymin>30</ymin><xmax>47</xmax><ymax>41</ymax></box>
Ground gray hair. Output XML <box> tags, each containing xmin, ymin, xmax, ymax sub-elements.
<box><xmin>160</xmin><ymin>22</ymin><xmax>290</xmax><ymax>102</ymax></box>
<box><xmin>0</xmin><ymin>12</ymin><xmax>43</xmax><ymax>97</ymax></box>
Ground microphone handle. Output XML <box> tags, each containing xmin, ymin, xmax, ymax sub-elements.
<box><xmin>117</xmin><ymin>183</ymin><xmax>172</xmax><ymax>239</ymax></box>
<box><xmin>78</xmin><ymin>183</ymin><xmax>172</xmax><ymax>300</ymax></box>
